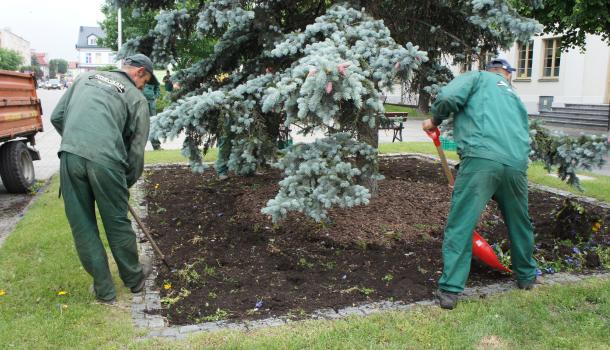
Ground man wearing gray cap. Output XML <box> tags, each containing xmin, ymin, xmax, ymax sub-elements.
<box><xmin>422</xmin><ymin>58</ymin><xmax>537</xmax><ymax>310</ymax></box>
<box><xmin>50</xmin><ymin>54</ymin><xmax>157</xmax><ymax>304</ymax></box>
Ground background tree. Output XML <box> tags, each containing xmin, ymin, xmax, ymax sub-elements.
<box><xmin>56</xmin><ymin>59</ymin><xmax>68</xmax><ymax>75</ymax></box>
<box><xmin>109</xmin><ymin>0</ymin><xmax>550</xmax><ymax>222</ymax></box>
<box><xmin>99</xmin><ymin>0</ymin><xmax>215</xmax><ymax>69</ymax></box>
<box><xmin>512</xmin><ymin>0</ymin><xmax>610</xmax><ymax>51</ymax></box>
<box><xmin>0</xmin><ymin>48</ymin><xmax>24</xmax><ymax>71</ymax></box>
<box><xmin>48</xmin><ymin>59</ymin><xmax>68</xmax><ymax>77</ymax></box>
<box><xmin>19</xmin><ymin>54</ymin><xmax>44</xmax><ymax>78</ymax></box>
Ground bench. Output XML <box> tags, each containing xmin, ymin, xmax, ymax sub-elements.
<box><xmin>379</xmin><ymin>112</ymin><xmax>408</xmax><ymax>142</ymax></box>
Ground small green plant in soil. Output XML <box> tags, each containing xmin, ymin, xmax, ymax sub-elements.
<box><xmin>161</xmin><ymin>288</ymin><xmax>191</xmax><ymax>307</ymax></box>
<box><xmin>297</xmin><ymin>257</ymin><xmax>314</xmax><ymax>269</ymax></box>
<box><xmin>197</xmin><ymin>308</ymin><xmax>230</xmax><ymax>322</ymax></box>
<box><xmin>320</xmin><ymin>260</ymin><xmax>336</xmax><ymax>270</ymax></box>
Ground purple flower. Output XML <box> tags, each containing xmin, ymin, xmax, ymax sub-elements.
<box><xmin>545</xmin><ymin>267</ymin><xmax>555</xmax><ymax>274</ymax></box>
<box><xmin>255</xmin><ymin>300</ymin><xmax>263</xmax><ymax>309</ymax></box>
<box><xmin>535</xmin><ymin>268</ymin><xmax>542</xmax><ymax>277</ymax></box>
<box><xmin>572</xmin><ymin>247</ymin><xmax>581</xmax><ymax>255</ymax></box>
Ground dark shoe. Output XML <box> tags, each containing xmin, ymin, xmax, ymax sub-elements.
<box><xmin>436</xmin><ymin>289</ymin><xmax>459</xmax><ymax>310</ymax></box>
<box><xmin>90</xmin><ymin>284</ymin><xmax>116</xmax><ymax>304</ymax></box>
<box><xmin>131</xmin><ymin>257</ymin><xmax>153</xmax><ymax>293</ymax></box>
<box><xmin>94</xmin><ymin>297</ymin><xmax>117</xmax><ymax>305</ymax></box>
<box><xmin>517</xmin><ymin>277</ymin><xmax>540</xmax><ymax>290</ymax></box>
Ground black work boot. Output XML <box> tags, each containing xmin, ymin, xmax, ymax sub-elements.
<box><xmin>89</xmin><ymin>284</ymin><xmax>116</xmax><ymax>305</ymax></box>
<box><xmin>436</xmin><ymin>289</ymin><xmax>459</xmax><ymax>310</ymax></box>
<box><xmin>131</xmin><ymin>257</ymin><xmax>153</xmax><ymax>293</ymax></box>
<box><xmin>517</xmin><ymin>277</ymin><xmax>540</xmax><ymax>290</ymax></box>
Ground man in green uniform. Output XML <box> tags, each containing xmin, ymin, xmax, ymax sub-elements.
<box><xmin>51</xmin><ymin>54</ymin><xmax>159</xmax><ymax>304</ymax></box>
<box><xmin>143</xmin><ymin>82</ymin><xmax>162</xmax><ymax>150</ymax></box>
<box><xmin>422</xmin><ymin>58</ymin><xmax>537</xmax><ymax>310</ymax></box>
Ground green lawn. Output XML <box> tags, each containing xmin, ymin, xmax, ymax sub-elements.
<box><xmin>0</xmin><ymin>144</ymin><xmax>608</xmax><ymax>349</ymax></box>
<box><xmin>384</xmin><ymin>103</ymin><xmax>429</xmax><ymax>119</ymax></box>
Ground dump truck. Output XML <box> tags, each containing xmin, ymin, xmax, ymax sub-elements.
<box><xmin>0</xmin><ymin>70</ymin><xmax>43</xmax><ymax>193</ymax></box>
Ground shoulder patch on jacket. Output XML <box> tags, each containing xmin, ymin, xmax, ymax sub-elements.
<box><xmin>89</xmin><ymin>74</ymin><xmax>126</xmax><ymax>93</ymax></box>
<box><xmin>496</xmin><ymin>80</ymin><xmax>516</xmax><ymax>95</ymax></box>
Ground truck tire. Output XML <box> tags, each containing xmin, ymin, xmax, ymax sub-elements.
<box><xmin>0</xmin><ymin>141</ymin><xmax>36</xmax><ymax>193</ymax></box>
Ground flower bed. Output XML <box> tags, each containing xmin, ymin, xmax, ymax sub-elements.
<box><xmin>142</xmin><ymin>156</ymin><xmax>609</xmax><ymax>325</ymax></box>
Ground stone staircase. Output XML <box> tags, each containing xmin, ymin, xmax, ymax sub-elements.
<box><xmin>535</xmin><ymin>103</ymin><xmax>609</xmax><ymax>130</ymax></box>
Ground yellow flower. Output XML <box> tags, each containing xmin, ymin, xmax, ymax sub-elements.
<box><xmin>0</xmin><ymin>289</ymin><xmax>6</xmax><ymax>296</ymax></box>
<box><xmin>163</xmin><ymin>282</ymin><xmax>172</xmax><ymax>290</ymax></box>
<box><xmin>154</xmin><ymin>183</ymin><xmax>160</xmax><ymax>190</ymax></box>
<box><xmin>62</xmin><ymin>304</ymin><xmax>68</xmax><ymax>309</ymax></box>
<box><xmin>57</xmin><ymin>290</ymin><xmax>68</xmax><ymax>296</ymax></box>
<box><xmin>592</xmin><ymin>222</ymin><xmax>601</xmax><ymax>232</ymax></box>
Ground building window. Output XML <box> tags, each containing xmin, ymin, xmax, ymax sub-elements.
<box><xmin>543</xmin><ymin>38</ymin><xmax>561</xmax><ymax>78</ymax></box>
<box><xmin>88</xmin><ymin>35</ymin><xmax>97</xmax><ymax>46</ymax></box>
<box><xmin>85</xmin><ymin>53</ymin><xmax>92</xmax><ymax>64</ymax></box>
<box><xmin>516</xmin><ymin>40</ymin><xmax>533</xmax><ymax>78</ymax></box>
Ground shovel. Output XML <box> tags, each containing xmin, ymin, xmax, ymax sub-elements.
<box><xmin>128</xmin><ymin>203</ymin><xmax>173</xmax><ymax>271</ymax></box>
<box><xmin>425</xmin><ymin>127</ymin><xmax>512</xmax><ymax>273</ymax></box>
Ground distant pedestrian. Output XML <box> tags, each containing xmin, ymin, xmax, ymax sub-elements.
<box><xmin>50</xmin><ymin>54</ymin><xmax>158</xmax><ymax>304</ymax></box>
<box><xmin>163</xmin><ymin>70</ymin><xmax>173</xmax><ymax>92</ymax></box>
<box><xmin>422</xmin><ymin>58</ymin><xmax>537</xmax><ymax>310</ymax></box>
<box><xmin>143</xmin><ymin>82</ymin><xmax>162</xmax><ymax>150</ymax></box>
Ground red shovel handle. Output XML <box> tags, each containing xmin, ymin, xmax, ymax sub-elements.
<box><xmin>425</xmin><ymin>127</ymin><xmax>441</xmax><ymax>147</ymax></box>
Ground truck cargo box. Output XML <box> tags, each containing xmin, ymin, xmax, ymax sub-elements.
<box><xmin>0</xmin><ymin>70</ymin><xmax>43</xmax><ymax>193</ymax></box>
<box><xmin>0</xmin><ymin>70</ymin><xmax>43</xmax><ymax>143</ymax></box>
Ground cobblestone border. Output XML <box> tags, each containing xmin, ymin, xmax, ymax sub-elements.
<box><xmin>131</xmin><ymin>154</ymin><xmax>610</xmax><ymax>340</ymax></box>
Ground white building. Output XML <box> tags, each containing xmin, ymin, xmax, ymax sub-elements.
<box><xmin>0</xmin><ymin>28</ymin><xmax>31</xmax><ymax>66</ymax></box>
<box><xmin>75</xmin><ymin>26</ymin><xmax>118</xmax><ymax>73</ymax></box>
<box><xmin>501</xmin><ymin>34</ymin><xmax>609</xmax><ymax>114</ymax></box>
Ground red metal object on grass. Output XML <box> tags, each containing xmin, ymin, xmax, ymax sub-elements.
<box><xmin>425</xmin><ymin>126</ymin><xmax>512</xmax><ymax>273</ymax></box>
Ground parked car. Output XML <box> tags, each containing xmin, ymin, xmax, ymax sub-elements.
<box><xmin>46</xmin><ymin>79</ymin><xmax>62</xmax><ymax>90</ymax></box>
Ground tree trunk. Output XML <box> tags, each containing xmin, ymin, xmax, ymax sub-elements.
<box><xmin>418</xmin><ymin>92</ymin><xmax>430</xmax><ymax>114</ymax></box>
<box><xmin>356</xmin><ymin>120</ymin><xmax>379</xmax><ymax>197</ymax></box>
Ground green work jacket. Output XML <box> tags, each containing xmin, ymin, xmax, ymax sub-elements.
<box><xmin>431</xmin><ymin>71</ymin><xmax>530</xmax><ymax>172</ymax></box>
<box><xmin>51</xmin><ymin>70</ymin><xmax>150</xmax><ymax>187</ymax></box>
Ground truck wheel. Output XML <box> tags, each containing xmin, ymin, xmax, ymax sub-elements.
<box><xmin>0</xmin><ymin>141</ymin><xmax>36</xmax><ymax>193</ymax></box>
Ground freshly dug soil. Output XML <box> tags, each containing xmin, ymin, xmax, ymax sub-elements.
<box><xmin>143</xmin><ymin>156</ymin><xmax>609</xmax><ymax>325</ymax></box>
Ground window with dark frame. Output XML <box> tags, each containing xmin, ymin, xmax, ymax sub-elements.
<box><xmin>517</xmin><ymin>40</ymin><xmax>533</xmax><ymax>79</ymax></box>
<box><xmin>543</xmin><ymin>38</ymin><xmax>561</xmax><ymax>78</ymax></box>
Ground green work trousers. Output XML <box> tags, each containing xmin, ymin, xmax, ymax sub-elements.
<box><xmin>60</xmin><ymin>152</ymin><xmax>144</xmax><ymax>301</ymax></box>
<box><xmin>214</xmin><ymin>133</ymin><xmax>232</xmax><ymax>176</ymax></box>
<box><xmin>148</xmin><ymin>101</ymin><xmax>161</xmax><ymax>150</ymax></box>
<box><xmin>439</xmin><ymin>157</ymin><xmax>537</xmax><ymax>293</ymax></box>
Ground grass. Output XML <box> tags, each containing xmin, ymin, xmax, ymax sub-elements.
<box><xmin>141</xmin><ymin>278</ymin><xmax>610</xmax><ymax>349</ymax></box>
<box><xmin>145</xmin><ymin>148</ymin><xmax>217</xmax><ymax>165</ymax></box>
<box><xmin>0</xmin><ymin>180</ymin><xmax>142</xmax><ymax>349</ymax></box>
<box><xmin>383</xmin><ymin>103</ymin><xmax>429</xmax><ymax>120</ymax></box>
<box><xmin>0</xmin><ymin>145</ymin><xmax>608</xmax><ymax>349</ymax></box>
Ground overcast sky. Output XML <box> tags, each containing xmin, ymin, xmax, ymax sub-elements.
<box><xmin>0</xmin><ymin>0</ymin><xmax>107</xmax><ymax>61</ymax></box>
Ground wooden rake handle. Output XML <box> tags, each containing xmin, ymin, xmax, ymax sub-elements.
<box><xmin>425</xmin><ymin>127</ymin><xmax>455</xmax><ymax>187</ymax></box>
<box><xmin>128</xmin><ymin>203</ymin><xmax>172</xmax><ymax>270</ymax></box>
